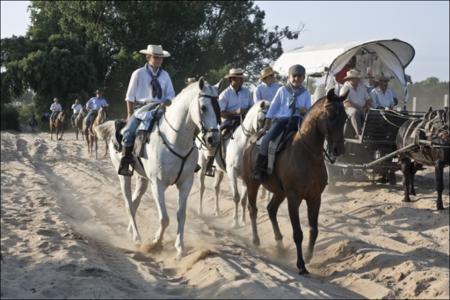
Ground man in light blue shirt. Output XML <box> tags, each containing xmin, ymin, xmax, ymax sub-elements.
<box><xmin>119</xmin><ymin>44</ymin><xmax>175</xmax><ymax>176</ymax></box>
<box><xmin>253</xmin><ymin>66</ymin><xmax>281</xmax><ymax>103</ymax></box>
<box><xmin>252</xmin><ymin>64</ymin><xmax>311</xmax><ymax>181</ymax></box>
<box><xmin>84</xmin><ymin>89</ymin><xmax>109</xmax><ymax>129</ymax></box>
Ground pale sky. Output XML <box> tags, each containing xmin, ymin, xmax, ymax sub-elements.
<box><xmin>1</xmin><ymin>0</ymin><xmax>449</xmax><ymax>81</ymax></box>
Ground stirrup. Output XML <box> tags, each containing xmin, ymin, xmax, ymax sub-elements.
<box><xmin>118</xmin><ymin>157</ymin><xmax>135</xmax><ymax>176</ymax></box>
<box><xmin>205</xmin><ymin>165</ymin><xmax>216</xmax><ymax>177</ymax></box>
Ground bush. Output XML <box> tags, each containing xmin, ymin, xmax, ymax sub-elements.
<box><xmin>1</xmin><ymin>104</ymin><xmax>20</xmax><ymax>131</ymax></box>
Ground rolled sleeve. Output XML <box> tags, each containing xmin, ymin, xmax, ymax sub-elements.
<box><xmin>218</xmin><ymin>91</ymin><xmax>228</xmax><ymax>112</ymax></box>
<box><xmin>266</xmin><ymin>90</ymin><xmax>282</xmax><ymax>119</ymax></box>
<box><xmin>164</xmin><ymin>74</ymin><xmax>175</xmax><ymax>101</ymax></box>
<box><xmin>125</xmin><ymin>70</ymin><xmax>139</xmax><ymax>102</ymax></box>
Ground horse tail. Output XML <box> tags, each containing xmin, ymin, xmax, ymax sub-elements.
<box><xmin>95</xmin><ymin>120</ymin><xmax>115</xmax><ymax>141</ymax></box>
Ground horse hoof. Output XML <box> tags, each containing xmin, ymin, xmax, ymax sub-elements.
<box><xmin>304</xmin><ymin>252</ymin><xmax>313</xmax><ymax>263</ymax></box>
<box><xmin>214</xmin><ymin>211</ymin><xmax>220</xmax><ymax>217</ymax></box>
<box><xmin>298</xmin><ymin>267</ymin><xmax>309</xmax><ymax>275</ymax></box>
<box><xmin>437</xmin><ymin>205</ymin><xmax>444</xmax><ymax>210</ymax></box>
<box><xmin>402</xmin><ymin>198</ymin><xmax>411</xmax><ymax>202</ymax></box>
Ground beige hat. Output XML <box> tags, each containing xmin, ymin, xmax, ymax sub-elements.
<box><xmin>53</xmin><ymin>97</ymin><xmax>59</xmax><ymax>102</ymax></box>
<box><xmin>343</xmin><ymin>69</ymin><xmax>362</xmax><ymax>80</ymax></box>
<box><xmin>224</xmin><ymin>68</ymin><xmax>245</xmax><ymax>79</ymax></box>
<box><xmin>139</xmin><ymin>44</ymin><xmax>171</xmax><ymax>57</ymax></box>
<box><xmin>260</xmin><ymin>66</ymin><xmax>277</xmax><ymax>80</ymax></box>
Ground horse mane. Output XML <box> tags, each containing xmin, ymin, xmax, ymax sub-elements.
<box><xmin>243</xmin><ymin>100</ymin><xmax>269</xmax><ymax>131</ymax></box>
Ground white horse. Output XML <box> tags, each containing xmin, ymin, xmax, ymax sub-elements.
<box><xmin>198</xmin><ymin>100</ymin><xmax>270</xmax><ymax>227</ymax></box>
<box><xmin>95</xmin><ymin>78</ymin><xmax>220</xmax><ymax>257</ymax></box>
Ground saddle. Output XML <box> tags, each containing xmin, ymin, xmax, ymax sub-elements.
<box><xmin>256</xmin><ymin>127</ymin><xmax>296</xmax><ymax>175</ymax></box>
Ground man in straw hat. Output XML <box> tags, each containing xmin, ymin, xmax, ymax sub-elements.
<box><xmin>252</xmin><ymin>64</ymin><xmax>311</xmax><ymax>181</ymax></box>
<box><xmin>118</xmin><ymin>44</ymin><xmax>175</xmax><ymax>176</ymax></box>
<box><xmin>370</xmin><ymin>74</ymin><xmax>398</xmax><ymax>110</ymax></box>
<box><xmin>84</xmin><ymin>89</ymin><xmax>109</xmax><ymax>129</ymax></box>
<box><xmin>253</xmin><ymin>66</ymin><xmax>281</xmax><ymax>103</ymax></box>
<box><xmin>339</xmin><ymin>69</ymin><xmax>372</xmax><ymax>138</ymax></box>
<box><xmin>203</xmin><ymin>67</ymin><xmax>253</xmax><ymax>176</ymax></box>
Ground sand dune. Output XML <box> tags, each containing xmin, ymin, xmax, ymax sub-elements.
<box><xmin>1</xmin><ymin>131</ymin><xmax>448</xmax><ymax>299</ymax></box>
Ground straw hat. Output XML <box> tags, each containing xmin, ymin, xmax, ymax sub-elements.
<box><xmin>139</xmin><ymin>44</ymin><xmax>171</xmax><ymax>57</ymax></box>
<box><xmin>343</xmin><ymin>69</ymin><xmax>362</xmax><ymax>80</ymax></box>
<box><xmin>260</xmin><ymin>67</ymin><xmax>277</xmax><ymax>80</ymax></box>
<box><xmin>224</xmin><ymin>68</ymin><xmax>245</xmax><ymax>79</ymax></box>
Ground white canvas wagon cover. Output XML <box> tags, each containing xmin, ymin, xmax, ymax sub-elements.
<box><xmin>273</xmin><ymin>39</ymin><xmax>415</xmax><ymax>86</ymax></box>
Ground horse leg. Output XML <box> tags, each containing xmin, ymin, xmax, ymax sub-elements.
<box><xmin>401</xmin><ymin>158</ymin><xmax>412</xmax><ymax>202</ymax></box>
<box><xmin>118</xmin><ymin>174</ymin><xmax>142</xmax><ymax>244</ymax></box>
<box><xmin>435</xmin><ymin>160</ymin><xmax>445</xmax><ymax>210</ymax></box>
<box><xmin>150</xmin><ymin>180</ymin><xmax>169</xmax><ymax>247</ymax></box>
<box><xmin>287</xmin><ymin>192</ymin><xmax>308</xmax><ymax>275</ymax></box>
<box><xmin>174</xmin><ymin>175</ymin><xmax>194</xmax><ymax>258</ymax></box>
<box><xmin>198</xmin><ymin>161</ymin><xmax>206</xmax><ymax>216</ymax></box>
<box><xmin>228</xmin><ymin>171</ymin><xmax>241</xmax><ymax>227</ymax></box>
<box><xmin>247</xmin><ymin>180</ymin><xmax>261</xmax><ymax>246</ymax></box>
<box><xmin>94</xmin><ymin>135</ymin><xmax>98</xmax><ymax>159</ymax></box>
<box><xmin>213</xmin><ymin>171</ymin><xmax>224</xmax><ymax>216</ymax></box>
<box><xmin>410</xmin><ymin>162</ymin><xmax>421</xmax><ymax>195</ymax></box>
<box><xmin>267</xmin><ymin>193</ymin><xmax>285</xmax><ymax>243</ymax></box>
<box><xmin>103</xmin><ymin>140</ymin><xmax>108</xmax><ymax>158</ymax></box>
<box><xmin>127</xmin><ymin>176</ymin><xmax>149</xmax><ymax>234</ymax></box>
<box><xmin>240</xmin><ymin>187</ymin><xmax>247</xmax><ymax>225</ymax></box>
<box><xmin>304</xmin><ymin>196</ymin><xmax>321</xmax><ymax>263</ymax></box>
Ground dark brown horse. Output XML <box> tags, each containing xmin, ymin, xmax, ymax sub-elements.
<box><xmin>242</xmin><ymin>89</ymin><xmax>348</xmax><ymax>275</ymax></box>
<box><xmin>50</xmin><ymin>111</ymin><xmax>66</xmax><ymax>141</ymax></box>
<box><xmin>397</xmin><ymin>107</ymin><xmax>449</xmax><ymax>210</ymax></box>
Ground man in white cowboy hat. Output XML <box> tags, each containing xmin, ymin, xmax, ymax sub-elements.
<box><xmin>370</xmin><ymin>74</ymin><xmax>398</xmax><ymax>110</ymax></box>
<box><xmin>203</xmin><ymin>67</ymin><xmax>253</xmax><ymax>176</ymax></box>
<box><xmin>339</xmin><ymin>69</ymin><xmax>372</xmax><ymax>138</ymax></box>
<box><xmin>49</xmin><ymin>97</ymin><xmax>63</xmax><ymax>123</ymax></box>
<box><xmin>70</xmin><ymin>98</ymin><xmax>83</xmax><ymax>127</ymax></box>
<box><xmin>118</xmin><ymin>44</ymin><xmax>175</xmax><ymax>176</ymax></box>
<box><xmin>84</xmin><ymin>89</ymin><xmax>109</xmax><ymax>130</ymax></box>
<box><xmin>253</xmin><ymin>66</ymin><xmax>281</xmax><ymax>103</ymax></box>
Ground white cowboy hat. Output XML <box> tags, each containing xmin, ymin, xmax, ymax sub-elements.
<box><xmin>260</xmin><ymin>66</ymin><xmax>277</xmax><ymax>80</ymax></box>
<box><xmin>224</xmin><ymin>68</ymin><xmax>245</xmax><ymax>79</ymax></box>
<box><xmin>343</xmin><ymin>69</ymin><xmax>362</xmax><ymax>80</ymax></box>
<box><xmin>139</xmin><ymin>44</ymin><xmax>171</xmax><ymax>57</ymax></box>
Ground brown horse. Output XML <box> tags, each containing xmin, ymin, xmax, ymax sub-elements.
<box><xmin>86</xmin><ymin>107</ymin><xmax>108</xmax><ymax>159</ymax></box>
<box><xmin>242</xmin><ymin>89</ymin><xmax>348</xmax><ymax>275</ymax></box>
<box><xmin>50</xmin><ymin>111</ymin><xmax>66</xmax><ymax>141</ymax></box>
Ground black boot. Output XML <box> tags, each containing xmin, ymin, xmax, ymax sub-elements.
<box><xmin>204</xmin><ymin>156</ymin><xmax>216</xmax><ymax>177</ymax></box>
<box><xmin>118</xmin><ymin>146</ymin><xmax>135</xmax><ymax>176</ymax></box>
<box><xmin>251</xmin><ymin>154</ymin><xmax>268</xmax><ymax>181</ymax></box>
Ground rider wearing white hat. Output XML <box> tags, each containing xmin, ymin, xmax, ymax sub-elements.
<box><xmin>119</xmin><ymin>44</ymin><xmax>175</xmax><ymax>176</ymax></box>
<box><xmin>339</xmin><ymin>69</ymin><xmax>372</xmax><ymax>137</ymax></box>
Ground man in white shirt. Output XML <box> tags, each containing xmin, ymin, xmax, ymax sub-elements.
<box><xmin>70</xmin><ymin>99</ymin><xmax>83</xmax><ymax>127</ymax></box>
<box><xmin>84</xmin><ymin>89</ymin><xmax>109</xmax><ymax>129</ymax></box>
<box><xmin>119</xmin><ymin>44</ymin><xmax>175</xmax><ymax>176</ymax></box>
<box><xmin>370</xmin><ymin>75</ymin><xmax>398</xmax><ymax>110</ymax></box>
<box><xmin>49</xmin><ymin>97</ymin><xmax>62</xmax><ymax>122</ymax></box>
<box><xmin>339</xmin><ymin>69</ymin><xmax>372</xmax><ymax>137</ymax></box>
<box><xmin>253</xmin><ymin>66</ymin><xmax>281</xmax><ymax>103</ymax></box>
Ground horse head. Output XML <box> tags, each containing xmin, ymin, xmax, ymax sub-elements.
<box><xmin>322</xmin><ymin>88</ymin><xmax>348</xmax><ymax>157</ymax></box>
<box><xmin>248</xmin><ymin>100</ymin><xmax>269</xmax><ymax>132</ymax></box>
<box><xmin>190</xmin><ymin>77</ymin><xmax>221</xmax><ymax>149</ymax></box>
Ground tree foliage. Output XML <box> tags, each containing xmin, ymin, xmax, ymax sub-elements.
<box><xmin>1</xmin><ymin>0</ymin><xmax>301</xmax><ymax>118</ymax></box>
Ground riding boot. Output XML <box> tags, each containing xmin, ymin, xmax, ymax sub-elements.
<box><xmin>118</xmin><ymin>145</ymin><xmax>135</xmax><ymax>176</ymax></box>
<box><xmin>204</xmin><ymin>156</ymin><xmax>216</xmax><ymax>177</ymax></box>
<box><xmin>251</xmin><ymin>154</ymin><xmax>268</xmax><ymax>181</ymax></box>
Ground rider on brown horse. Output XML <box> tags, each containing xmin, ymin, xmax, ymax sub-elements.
<box><xmin>49</xmin><ymin>97</ymin><xmax>62</xmax><ymax>123</ymax></box>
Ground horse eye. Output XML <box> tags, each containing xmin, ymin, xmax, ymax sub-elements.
<box><xmin>200</xmin><ymin>105</ymin><xmax>207</xmax><ymax>112</ymax></box>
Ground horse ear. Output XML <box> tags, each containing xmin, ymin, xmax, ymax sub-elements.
<box><xmin>198</xmin><ymin>77</ymin><xmax>205</xmax><ymax>90</ymax></box>
<box><xmin>428</xmin><ymin>106</ymin><xmax>433</xmax><ymax>113</ymax></box>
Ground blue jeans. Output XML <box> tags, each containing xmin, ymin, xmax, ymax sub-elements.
<box><xmin>84</xmin><ymin>110</ymin><xmax>97</xmax><ymax>128</ymax></box>
<box><xmin>259</xmin><ymin>116</ymin><xmax>301</xmax><ymax>156</ymax></box>
<box><xmin>50</xmin><ymin>111</ymin><xmax>60</xmax><ymax>121</ymax></box>
<box><xmin>122</xmin><ymin>115</ymin><xmax>140</xmax><ymax>147</ymax></box>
